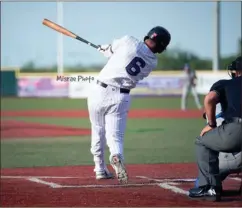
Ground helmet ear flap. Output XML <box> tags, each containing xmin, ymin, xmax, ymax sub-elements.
<box><xmin>155</xmin><ymin>45</ymin><xmax>165</xmax><ymax>53</ymax></box>
<box><xmin>144</xmin><ymin>36</ymin><xmax>149</xmax><ymax>41</ymax></box>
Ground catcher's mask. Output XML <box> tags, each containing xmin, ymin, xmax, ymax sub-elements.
<box><xmin>227</xmin><ymin>56</ymin><xmax>242</xmax><ymax>78</ymax></box>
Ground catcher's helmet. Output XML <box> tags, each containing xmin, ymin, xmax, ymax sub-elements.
<box><xmin>144</xmin><ymin>26</ymin><xmax>171</xmax><ymax>53</ymax></box>
<box><xmin>227</xmin><ymin>56</ymin><xmax>242</xmax><ymax>78</ymax></box>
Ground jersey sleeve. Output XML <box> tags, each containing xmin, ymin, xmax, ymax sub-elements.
<box><xmin>110</xmin><ymin>35</ymin><xmax>130</xmax><ymax>53</ymax></box>
<box><xmin>209</xmin><ymin>79</ymin><xmax>227</xmax><ymax>98</ymax></box>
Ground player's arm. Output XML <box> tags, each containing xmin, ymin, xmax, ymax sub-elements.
<box><xmin>97</xmin><ymin>35</ymin><xmax>130</xmax><ymax>58</ymax></box>
<box><xmin>204</xmin><ymin>91</ymin><xmax>219</xmax><ymax>127</ymax></box>
<box><xmin>204</xmin><ymin>80</ymin><xmax>226</xmax><ymax>127</ymax></box>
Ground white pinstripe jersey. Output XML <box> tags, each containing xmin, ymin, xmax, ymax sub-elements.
<box><xmin>97</xmin><ymin>35</ymin><xmax>158</xmax><ymax>89</ymax></box>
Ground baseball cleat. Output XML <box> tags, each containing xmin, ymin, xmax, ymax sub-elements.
<box><xmin>110</xmin><ymin>154</ymin><xmax>128</xmax><ymax>184</ymax></box>
<box><xmin>96</xmin><ymin>169</ymin><xmax>114</xmax><ymax>180</ymax></box>
<box><xmin>188</xmin><ymin>185</ymin><xmax>221</xmax><ymax>202</ymax></box>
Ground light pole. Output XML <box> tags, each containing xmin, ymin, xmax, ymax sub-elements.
<box><xmin>213</xmin><ymin>1</ymin><xmax>221</xmax><ymax>72</ymax></box>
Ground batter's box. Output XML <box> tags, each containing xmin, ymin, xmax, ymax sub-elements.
<box><xmin>136</xmin><ymin>176</ymin><xmax>196</xmax><ymax>183</ymax></box>
<box><xmin>39</xmin><ymin>176</ymin><xmax>159</xmax><ymax>188</ymax></box>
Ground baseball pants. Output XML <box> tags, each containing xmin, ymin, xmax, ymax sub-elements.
<box><xmin>219</xmin><ymin>152</ymin><xmax>242</xmax><ymax>181</ymax></box>
<box><xmin>195</xmin><ymin>119</ymin><xmax>242</xmax><ymax>187</ymax></box>
<box><xmin>181</xmin><ymin>84</ymin><xmax>202</xmax><ymax>110</ymax></box>
<box><xmin>87</xmin><ymin>82</ymin><xmax>131</xmax><ymax>173</ymax></box>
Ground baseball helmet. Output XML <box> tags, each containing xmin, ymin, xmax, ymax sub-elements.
<box><xmin>144</xmin><ymin>26</ymin><xmax>171</xmax><ymax>53</ymax></box>
<box><xmin>227</xmin><ymin>56</ymin><xmax>242</xmax><ymax>78</ymax></box>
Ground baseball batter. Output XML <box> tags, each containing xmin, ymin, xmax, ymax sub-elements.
<box><xmin>87</xmin><ymin>26</ymin><xmax>171</xmax><ymax>183</ymax></box>
<box><xmin>181</xmin><ymin>63</ymin><xmax>202</xmax><ymax>110</ymax></box>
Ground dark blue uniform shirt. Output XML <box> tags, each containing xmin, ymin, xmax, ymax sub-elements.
<box><xmin>210</xmin><ymin>76</ymin><xmax>242</xmax><ymax>120</ymax></box>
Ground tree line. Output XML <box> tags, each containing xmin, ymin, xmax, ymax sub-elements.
<box><xmin>21</xmin><ymin>38</ymin><xmax>241</xmax><ymax>72</ymax></box>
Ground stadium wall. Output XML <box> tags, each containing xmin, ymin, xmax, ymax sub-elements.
<box><xmin>0</xmin><ymin>69</ymin><xmax>18</xmax><ymax>96</ymax></box>
<box><xmin>2</xmin><ymin>70</ymin><xmax>231</xmax><ymax>98</ymax></box>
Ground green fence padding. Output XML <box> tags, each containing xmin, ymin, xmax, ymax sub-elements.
<box><xmin>1</xmin><ymin>71</ymin><xmax>17</xmax><ymax>96</ymax></box>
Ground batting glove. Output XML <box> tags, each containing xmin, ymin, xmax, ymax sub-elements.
<box><xmin>97</xmin><ymin>44</ymin><xmax>113</xmax><ymax>58</ymax></box>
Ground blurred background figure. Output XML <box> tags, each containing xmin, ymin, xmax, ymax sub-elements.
<box><xmin>181</xmin><ymin>63</ymin><xmax>202</xmax><ymax>111</ymax></box>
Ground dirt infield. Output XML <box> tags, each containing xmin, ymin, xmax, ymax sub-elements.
<box><xmin>1</xmin><ymin>109</ymin><xmax>202</xmax><ymax>139</ymax></box>
<box><xmin>1</xmin><ymin>120</ymin><xmax>90</xmax><ymax>138</ymax></box>
<box><xmin>1</xmin><ymin>109</ymin><xmax>203</xmax><ymax>118</ymax></box>
<box><xmin>2</xmin><ymin>109</ymin><xmax>241</xmax><ymax>206</ymax></box>
<box><xmin>1</xmin><ymin>164</ymin><xmax>241</xmax><ymax>207</ymax></box>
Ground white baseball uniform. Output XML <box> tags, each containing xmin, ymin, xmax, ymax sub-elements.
<box><xmin>87</xmin><ymin>35</ymin><xmax>157</xmax><ymax>173</ymax></box>
<box><xmin>181</xmin><ymin>64</ymin><xmax>202</xmax><ymax>110</ymax></box>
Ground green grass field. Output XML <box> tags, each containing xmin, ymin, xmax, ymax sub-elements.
<box><xmin>1</xmin><ymin>96</ymin><xmax>205</xmax><ymax>169</ymax></box>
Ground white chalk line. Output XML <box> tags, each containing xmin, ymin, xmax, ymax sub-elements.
<box><xmin>1</xmin><ymin>175</ymin><xmax>196</xmax><ymax>183</ymax></box>
<box><xmin>1</xmin><ymin>175</ymin><xmax>160</xmax><ymax>189</ymax></box>
<box><xmin>1</xmin><ymin>175</ymin><xmax>194</xmax><ymax>191</ymax></box>
<box><xmin>24</xmin><ymin>175</ymin><xmax>191</xmax><ymax>194</ymax></box>
<box><xmin>27</xmin><ymin>177</ymin><xmax>62</xmax><ymax>188</ymax></box>
<box><xmin>136</xmin><ymin>176</ymin><xmax>190</xmax><ymax>195</ymax></box>
<box><xmin>2</xmin><ymin>175</ymin><xmax>240</xmax><ymax>196</ymax></box>
<box><xmin>136</xmin><ymin>176</ymin><xmax>195</xmax><ymax>183</ymax></box>
<box><xmin>158</xmin><ymin>182</ymin><xmax>189</xmax><ymax>195</ymax></box>
<box><xmin>1</xmin><ymin>175</ymin><xmax>191</xmax><ymax>196</ymax></box>
<box><xmin>54</xmin><ymin>183</ymin><xmax>159</xmax><ymax>188</ymax></box>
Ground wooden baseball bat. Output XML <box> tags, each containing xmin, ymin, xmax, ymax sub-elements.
<box><xmin>42</xmin><ymin>18</ymin><xmax>99</xmax><ymax>49</ymax></box>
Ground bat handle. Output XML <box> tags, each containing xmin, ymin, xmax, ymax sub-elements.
<box><xmin>89</xmin><ymin>43</ymin><xmax>99</xmax><ymax>49</ymax></box>
<box><xmin>76</xmin><ymin>36</ymin><xmax>99</xmax><ymax>49</ymax></box>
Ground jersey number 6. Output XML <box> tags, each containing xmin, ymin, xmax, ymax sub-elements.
<box><xmin>125</xmin><ymin>57</ymin><xmax>146</xmax><ymax>76</ymax></box>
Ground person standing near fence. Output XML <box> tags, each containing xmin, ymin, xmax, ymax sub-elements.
<box><xmin>181</xmin><ymin>63</ymin><xmax>202</xmax><ymax>111</ymax></box>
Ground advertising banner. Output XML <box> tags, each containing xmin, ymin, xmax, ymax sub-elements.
<box><xmin>131</xmin><ymin>75</ymin><xmax>184</xmax><ymax>96</ymax></box>
<box><xmin>68</xmin><ymin>74</ymin><xmax>185</xmax><ymax>98</ymax></box>
<box><xmin>17</xmin><ymin>71</ymin><xmax>231</xmax><ymax>98</ymax></box>
<box><xmin>18</xmin><ymin>76</ymin><xmax>69</xmax><ymax>97</ymax></box>
<box><xmin>195</xmin><ymin>72</ymin><xmax>230</xmax><ymax>94</ymax></box>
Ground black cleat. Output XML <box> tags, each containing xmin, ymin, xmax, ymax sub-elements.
<box><xmin>189</xmin><ymin>185</ymin><xmax>221</xmax><ymax>202</ymax></box>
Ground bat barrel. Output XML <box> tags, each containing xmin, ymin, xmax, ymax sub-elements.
<box><xmin>43</xmin><ymin>18</ymin><xmax>99</xmax><ymax>49</ymax></box>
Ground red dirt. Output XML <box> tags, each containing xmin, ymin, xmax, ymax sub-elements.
<box><xmin>1</xmin><ymin>164</ymin><xmax>241</xmax><ymax>207</ymax></box>
<box><xmin>1</xmin><ymin>109</ymin><xmax>203</xmax><ymax>118</ymax></box>
<box><xmin>1</xmin><ymin>109</ymin><xmax>203</xmax><ymax>139</ymax></box>
<box><xmin>2</xmin><ymin>109</ymin><xmax>240</xmax><ymax>206</ymax></box>
<box><xmin>1</xmin><ymin>120</ymin><xmax>90</xmax><ymax>138</ymax></box>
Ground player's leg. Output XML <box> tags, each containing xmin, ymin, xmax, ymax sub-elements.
<box><xmin>196</xmin><ymin>123</ymin><xmax>241</xmax><ymax>185</ymax></box>
<box><xmin>105</xmin><ymin>93</ymin><xmax>131</xmax><ymax>183</ymax></box>
<box><xmin>191</xmin><ymin>86</ymin><xmax>202</xmax><ymax>110</ymax></box>
<box><xmin>181</xmin><ymin>84</ymin><xmax>189</xmax><ymax>110</ymax></box>
<box><xmin>218</xmin><ymin>152</ymin><xmax>230</xmax><ymax>181</ymax></box>
<box><xmin>219</xmin><ymin>152</ymin><xmax>242</xmax><ymax>179</ymax></box>
<box><xmin>190</xmin><ymin>122</ymin><xmax>242</xmax><ymax>200</ymax></box>
<box><xmin>87</xmin><ymin>85</ymin><xmax>113</xmax><ymax>179</ymax></box>
<box><xmin>218</xmin><ymin>152</ymin><xmax>242</xmax><ymax>193</ymax></box>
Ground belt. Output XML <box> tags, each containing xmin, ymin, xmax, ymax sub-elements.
<box><xmin>225</xmin><ymin>117</ymin><xmax>242</xmax><ymax>124</ymax></box>
<box><xmin>232</xmin><ymin>152</ymin><xmax>240</xmax><ymax>156</ymax></box>
<box><xmin>97</xmin><ymin>80</ymin><xmax>130</xmax><ymax>94</ymax></box>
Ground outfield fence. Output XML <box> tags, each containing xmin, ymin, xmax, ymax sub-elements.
<box><xmin>1</xmin><ymin>68</ymin><xmax>231</xmax><ymax>98</ymax></box>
